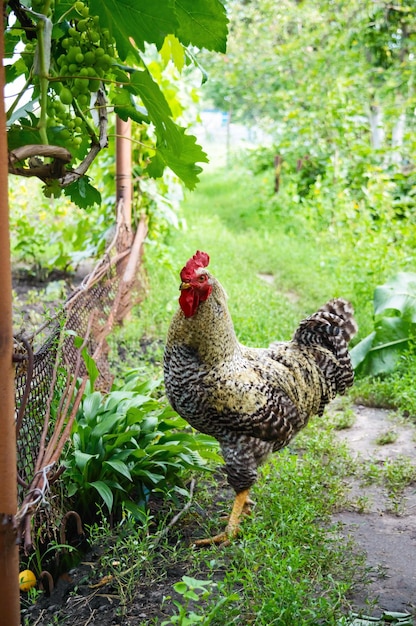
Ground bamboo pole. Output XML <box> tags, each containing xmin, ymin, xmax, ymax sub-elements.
<box><xmin>0</xmin><ymin>3</ymin><xmax>20</xmax><ymax>623</ymax></box>
<box><xmin>115</xmin><ymin>116</ymin><xmax>132</xmax><ymax>228</ymax></box>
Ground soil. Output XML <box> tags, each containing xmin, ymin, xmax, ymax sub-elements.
<box><xmin>333</xmin><ymin>405</ymin><xmax>416</xmax><ymax>618</ymax></box>
<box><xmin>19</xmin><ymin>404</ymin><xmax>416</xmax><ymax>626</ymax></box>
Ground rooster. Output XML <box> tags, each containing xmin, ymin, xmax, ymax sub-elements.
<box><xmin>164</xmin><ymin>251</ymin><xmax>357</xmax><ymax>545</ymax></box>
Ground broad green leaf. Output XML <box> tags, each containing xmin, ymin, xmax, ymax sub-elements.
<box><xmin>134</xmin><ymin>470</ymin><xmax>164</xmax><ymax>484</ymax></box>
<box><xmin>64</xmin><ymin>178</ymin><xmax>102</xmax><ymax>209</ymax></box>
<box><xmin>353</xmin><ymin>317</ymin><xmax>412</xmax><ymax>375</ymax></box>
<box><xmin>148</xmin><ymin>129</ymin><xmax>208</xmax><ymax>190</ymax></box>
<box><xmin>91</xmin><ymin>412</ymin><xmax>125</xmax><ymax>438</ymax></box>
<box><xmin>104</xmin><ymin>460</ymin><xmax>133</xmax><ymax>481</ymax></box>
<box><xmin>7</xmin><ymin>124</ymin><xmax>42</xmax><ymax>151</ymax></box>
<box><xmin>183</xmin><ymin>575</ymin><xmax>211</xmax><ymax>589</ymax></box>
<box><xmin>81</xmin><ymin>347</ymin><xmax>100</xmax><ymax>390</ymax></box>
<box><xmin>129</xmin><ymin>69</ymin><xmax>208</xmax><ymax>188</ymax></box>
<box><xmin>140</xmin><ymin>416</ymin><xmax>159</xmax><ymax>434</ymax></box>
<box><xmin>174</xmin><ymin>0</ymin><xmax>228</xmax><ymax>52</ymax></box>
<box><xmin>89</xmin><ymin>480</ymin><xmax>114</xmax><ymax>512</ymax></box>
<box><xmin>103</xmin><ymin>431</ymin><xmax>138</xmax><ymax>447</ymax></box>
<box><xmin>82</xmin><ymin>392</ymin><xmax>103</xmax><ymax>421</ymax></box>
<box><xmin>160</xmin><ymin>34</ymin><xmax>186</xmax><ymax>72</ymax></box>
<box><xmin>122</xmin><ymin>500</ymin><xmax>148</xmax><ymax>522</ymax></box>
<box><xmin>90</xmin><ymin>0</ymin><xmax>179</xmax><ymax>57</ymax></box>
<box><xmin>374</xmin><ymin>272</ymin><xmax>416</xmax><ymax>322</ymax></box>
<box><xmin>129</xmin><ymin>69</ymin><xmax>175</xmax><ymax>132</ymax></box>
<box><xmin>350</xmin><ymin>332</ymin><xmax>376</xmax><ymax>370</ymax></box>
<box><xmin>112</xmin><ymin>89</ymin><xmax>150</xmax><ymax>125</ymax></box>
<box><xmin>74</xmin><ymin>450</ymin><xmax>98</xmax><ymax>471</ymax></box>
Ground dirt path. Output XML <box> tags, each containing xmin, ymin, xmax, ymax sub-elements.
<box><xmin>333</xmin><ymin>405</ymin><xmax>416</xmax><ymax>617</ymax></box>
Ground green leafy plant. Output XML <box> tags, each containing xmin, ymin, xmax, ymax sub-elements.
<box><xmin>161</xmin><ymin>575</ymin><xmax>237</xmax><ymax>626</ymax></box>
<box><xmin>63</xmin><ymin>371</ymin><xmax>221</xmax><ymax>522</ymax></box>
<box><xmin>351</xmin><ymin>273</ymin><xmax>416</xmax><ymax>376</ymax></box>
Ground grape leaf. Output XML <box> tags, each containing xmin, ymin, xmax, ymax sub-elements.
<box><xmin>174</xmin><ymin>0</ymin><xmax>229</xmax><ymax>52</ymax></box>
<box><xmin>148</xmin><ymin>130</ymin><xmax>208</xmax><ymax>190</ymax></box>
<box><xmin>90</xmin><ymin>0</ymin><xmax>179</xmax><ymax>57</ymax></box>
<box><xmin>91</xmin><ymin>0</ymin><xmax>227</xmax><ymax>59</ymax></box>
<box><xmin>160</xmin><ymin>34</ymin><xmax>186</xmax><ymax>72</ymax></box>
<box><xmin>129</xmin><ymin>70</ymin><xmax>208</xmax><ymax>188</ymax></box>
<box><xmin>64</xmin><ymin>177</ymin><xmax>102</xmax><ymax>209</ymax></box>
<box><xmin>112</xmin><ymin>89</ymin><xmax>150</xmax><ymax>124</ymax></box>
<box><xmin>7</xmin><ymin>124</ymin><xmax>42</xmax><ymax>150</ymax></box>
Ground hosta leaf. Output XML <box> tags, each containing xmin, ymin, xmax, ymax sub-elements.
<box><xmin>104</xmin><ymin>459</ymin><xmax>132</xmax><ymax>481</ymax></box>
<box><xmin>350</xmin><ymin>332</ymin><xmax>376</xmax><ymax>370</ymax></box>
<box><xmin>92</xmin><ymin>413</ymin><xmax>125</xmax><ymax>438</ymax></box>
<box><xmin>374</xmin><ymin>272</ymin><xmax>416</xmax><ymax>322</ymax></box>
<box><xmin>140</xmin><ymin>416</ymin><xmax>159</xmax><ymax>434</ymax></box>
<box><xmin>75</xmin><ymin>450</ymin><xmax>98</xmax><ymax>471</ymax></box>
<box><xmin>89</xmin><ymin>480</ymin><xmax>114</xmax><ymax>512</ymax></box>
<box><xmin>122</xmin><ymin>500</ymin><xmax>148</xmax><ymax>522</ymax></box>
<box><xmin>134</xmin><ymin>470</ymin><xmax>164</xmax><ymax>484</ymax></box>
<box><xmin>82</xmin><ymin>392</ymin><xmax>103</xmax><ymax>422</ymax></box>
<box><xmin>81</xmin><ymin>348</ymin><xmax>100</xmax><ymax>390</ymax></box>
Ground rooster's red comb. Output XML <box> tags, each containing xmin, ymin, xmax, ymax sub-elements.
<box><xmin>180</xmin><ymin>251</ymin><xmax>210</xmax><ymax>281</ymax></box>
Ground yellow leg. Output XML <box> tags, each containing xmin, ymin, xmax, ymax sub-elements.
<box><xmin>193</xmin><ymin>489</ymin><xmax>251</xmax><ymax>547</ymax></box>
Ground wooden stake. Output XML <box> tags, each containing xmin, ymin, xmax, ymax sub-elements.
<box><xmin>0</xmin><ymin>4</ymin><xmax>20</xmax><ymax>623</ymax></box>
<box><xmin>116</xmin><ymin>116</ymin><xmax>132</xmax><ymax>228</ymax></box>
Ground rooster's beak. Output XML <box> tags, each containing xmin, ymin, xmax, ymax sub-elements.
<box><xmin>180</xmin><ymin>282</ymin><xmax>191</xmax><ymax>290</ymax></box>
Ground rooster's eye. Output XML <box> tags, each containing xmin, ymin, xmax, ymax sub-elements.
<box><xmin>197</xmin><ymin>274</ymin><xmax>206</xmax><ymax>282</ymax></box>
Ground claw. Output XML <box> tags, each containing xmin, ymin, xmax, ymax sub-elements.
<box><xmin>192</xmin><ymin>488</ymin><xmax>251</xmax><ymax>548</ymax></box>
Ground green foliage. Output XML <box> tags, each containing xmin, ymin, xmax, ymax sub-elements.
<box><xmin>5</xmin><ymin>0</ymin><xmax>228</xmax><ymax>202</ymax></box>
<box><xmin>9</xmin><ymin>176</ymin><xmax>111</xmax><ymax>272</ymax></box>
<box><xmin>351</xmin><ymin>273</ymin><xmax>416</xmax><ymax>376</ymax></box>
<box><xmin>161</xmin><ymin>576</ymin><xmax>237</xmax><ymax>626</ymax></box>
<box><xmin>63</xmin><ymin>371</ymin><xmax>221</xmax><ymax>522</ymax></box>
<box><xmin>201</xmin><ymin>0</ymin><xmax>416</xmax><ymax>223</ymax></box>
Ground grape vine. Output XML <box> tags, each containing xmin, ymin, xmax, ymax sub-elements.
<box><xmin>5</xmin><ymin>0</ymin><xmax>228</xmax><ymax>207</ymax></box>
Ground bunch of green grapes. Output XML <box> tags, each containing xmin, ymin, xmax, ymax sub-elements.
<box><xmin>53</xmin><ymin>1</ymin><xmax>115</xmax><ymax>107</ymax></box>
<box><xmin>46</xmin><ymin>96</ymin><xmax>84</xmax><ymax>150</ymax></box>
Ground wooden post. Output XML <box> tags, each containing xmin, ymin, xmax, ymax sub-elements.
<box><xmin>0</xmin><ymin>3</ymin><xmax>20</xmax><ymax>624</ymax></box>
<box><xmin>115</xmin><ymin>116</ymin><xmax>132</xmax><ymax>228</ymax></box>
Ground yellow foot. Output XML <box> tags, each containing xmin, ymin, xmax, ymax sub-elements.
<box><xmin>193</xmin><ymin>531</ymin><xmax>234</xmax><ymax>548</ymax></box>
<box><xmin>192</xmin><ymin>488</ymin><xmax>251</xmax><ymax>548</ymax></box>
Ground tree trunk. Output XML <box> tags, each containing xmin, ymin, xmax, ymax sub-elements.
<box><xmin>369</xmin><ymin>104</ymin><xmax>384</xmax><ymax>150</ymax></box>
<box><xmin>391</xmin><ymin>111</ymin><xmax>406</xmax><ymax>166</ymax></box>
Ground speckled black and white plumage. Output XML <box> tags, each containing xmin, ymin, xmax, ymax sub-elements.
<box><xmin>164</xmin><ymin>253</ymin><xmax>358</xmax><ymax>496</ymax></box>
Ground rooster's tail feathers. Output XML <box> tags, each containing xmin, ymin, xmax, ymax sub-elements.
<box><xmin>292</xmin><ymin>298</ymin><xmax>357</xmax><ymax>395</ymax></box>
<box><xmin>317</xmin><ymin>298</ymin><xmax>358</xmax><ymax>343</ymax></box>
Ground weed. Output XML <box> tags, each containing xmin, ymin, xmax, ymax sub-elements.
<box><xmin>161</xmin><ymin>575</ymin><xmax>238</xmax><ymax>626</ymax></box>
<box><xmin>332</xmin><ymin>408</ymin><xmax>357</xmax><ymax>431</ymax></box>
<box><xmin>376</xmin><ymin>430</ymin><xmax>398</xmax><ymax>445</ymax></box>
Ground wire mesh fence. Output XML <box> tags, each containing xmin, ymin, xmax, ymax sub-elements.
<box><xmin>13</xmin><ymin>206</ymin><xmax>147</xmax><ymax>551</ymax></box>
